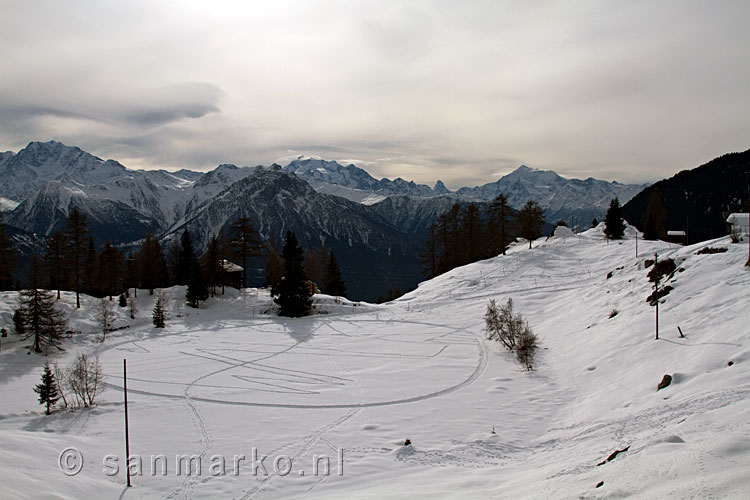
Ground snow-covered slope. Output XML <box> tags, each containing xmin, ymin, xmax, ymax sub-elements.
<box><xmin>1</xmin><ymin>227</ymin><xmax>748</xmax><ymax>499</ymax></box>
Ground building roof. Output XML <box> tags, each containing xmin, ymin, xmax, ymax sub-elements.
<box><xmin>221</xmin><ymin>259</ymin><xmax>244</xmax><ymax>273</ymax></box>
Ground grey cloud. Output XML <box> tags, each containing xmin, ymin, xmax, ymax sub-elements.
<box><xmin>1</xmin><ymin>1</ymin><xmax>749</xmax><ymax>186</ymax></box>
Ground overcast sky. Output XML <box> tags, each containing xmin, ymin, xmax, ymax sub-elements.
<box><xmin>1</xmin><ymin>0</ymin><xmax>748</xmax><ymax>188</ymax></box>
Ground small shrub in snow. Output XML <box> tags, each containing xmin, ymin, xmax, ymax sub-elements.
<box><xmin>68</xmin><ymin>353</ymin><xmax>103</xmax><ymax>407</ymax></box>
<box><xmin>609</xmin><ymin>309</ymin><xmax>618</xmax><ymax>319</ymax></box>
<box><xmin>118</xmin><ymin>293</ymin><xmax>127</xmax><ymax>307</ymax></box>
<box><xmin>515</xmin><ymin>328</ymin><xmax>538</xmax><ymax>371</ymax></box>
<box><xmin>647</xmin><ymin>258</ymin><xmax>676</xmax><ymax>284</ymax></box>
<box><xmin>96</xmin><ymin>298</ymin><xmax>116</xmax><ymax>342</ymax></box>
<box><xmin>696</xmin><ymin>247</ymin><xmax>727</xmax><ymax>255</ymax></box>
<box><xmin>129</xmin><ymin>296</ymin><xmax>137</xmax><ymax>319</ymax></box>
<box><xmin>56</xmin><ymin>353</ymin><xmax>103</xmax><ymax>408</ymax></box>
<box><xmin>12</xmin><ymin>309</ymin><xmax>24</xmax><ymax>334</ymax></box>
<box><xmin>647</xmin><ymin>285</ymin><xmax>673</xmax><ymax>306</ymax></box>
<box><xmin>484</xmin><ymin>298</ymin><xmax>538</xmax><ymax>371</ymax></box>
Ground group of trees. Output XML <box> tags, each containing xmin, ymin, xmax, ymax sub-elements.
<box><xmin>34</xmin><ymin>353</ymin><xmax>103</xmax><ymax>415</ymax></box>
<box><xmin>603</xmin><ymin>193</ymin><xmax>666</xmax><ymax>242</ymax></box>
<box><xmin>420</xmin><ymin>197</ymin><xmax>545</xmax><ymax>279</ymax></box>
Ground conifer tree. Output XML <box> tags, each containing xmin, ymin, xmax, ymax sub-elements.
<box><xmin>152</xmin><ymin>292</ymin><xmax>166</xmax><ymax>328</ymax></box>
<box><xmin>203</xmin><ymin>235</ymin><xmax>223</xmax><ymax>296</ymax></box>
<box><xmin>34</xmin><ymin>362</ymin><xmax>60</xmax><ymax>415</ymax></box>
<box><xmin>518</xmin><ymin>200</ymin><xmax>545</xmax><ymax>249</ymax></box>
<box><xmin>460</xmin><ymin>203</ymin><xmax>483</xmax><ymax>265</ymax></box>
<box><xmin>137</xmin><ymin>234</ymin><xmax>170</xmax><ymax>294</ymax></box>
<box><xmin>83</xmin><ymin>236</ymin><xmax>99</xmax><ymax>296</ymax></box>
<box><xmin>175</xmin><ymin>229</ymin><xmax>196</xmax><ymax>286</ymax></box>
<box><xmin>488</xmin><ymin>193</ymin><xmax>514</xmax><ymax>256</ymax></box>
<box><xmin>0</xmin><ymin>212</ymin><xmax>16</xmax><ymax>291</ymax></box>
<box><xmin>273</xmin><ymin>230</ymin><xmax>312</xmax><ymax>317</ymax></box>
<box><xmin>230</xmin><ymin>217</ymin><xmax>262</xmax><ymax>288</ymax></box>
<box><xmin>419</xmin><ymin>223</ymin><xmax>438</xmax><ymax>278</ymax></box>
<box><xmin>64</xmin><ymin>207</ymin><xmax>89</xmax><ymax>308</ymax></box>
<box><xmin>186</xmin><ymin>264</ymin><xmax>209</xmax><ymax>308</ymax></box>
<box><xmin>44</xmin><ymin>231</ymin><xmax>67</xmax><ymax>299</ymax></box>
<box><xmin>324</xmin><ymin>250</ymin><xmax>347</xmax><ymax>297</ymax></box>
<box><xmin>264</xmin><ymin>236</ymin><xmax>284</xmax><ymax>290</ymax></box>
<box><xmin>643</xmin><ymin>188</ymin><xmax>667</xmax><ymax>240</ymax></box>
<box><xmin>98</xmin><ymin>241</ymin><xmax>124</xmax><ymax>300</ymax></box>
<box><xmin>19</xmin><ymin>255</ymin><xmax>68</xmax><ymax>354</ymax></box>
<box><xmin>603</xmin><ymin>197</ymin><xmax>626</xmax><ymax>240</ymax></box>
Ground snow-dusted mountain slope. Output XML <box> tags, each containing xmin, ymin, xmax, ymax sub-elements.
<box><xmin>369</xmin><ymin>194</ymin><xmax>464</xmax><ymax>236</ymax></box>
<box><xmin>283</xmin><ymin>156</ymin><xmax>437</xmax><ymax>198</ymax></box>
<box><xmin>164</xmin><ymin>167</ymin><xmax>423</xmax><ymax>300</ymax></box>
<box><xmin>1</xmin><ymin>226</ymin><xmax>748</xmax><ymax>499</ymax></box>
<box><xmin>457</xmin><ymin>165</ymin><xmax>648</xmax><ymax>226</ymax></box>
<box><xmin>6</xmin><ymin>180</ymin><xmax>160</xmax><ymax>244</ymax></box>
<box><xmin>2</xmin><ymin>142</ymin><xmax>260</xmax><ymax>240</ymax></box>
<box><xmin>282</xmin><ymin>157</ymin><xmax>646</xmax><ymax>229</ymax></box>
<box><xmin>0</xmin><ymin>197</ymin><xmax>19</xmax><ymax>212</ymax></box>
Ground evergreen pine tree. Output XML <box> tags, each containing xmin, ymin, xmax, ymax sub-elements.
<box><xmin>230</xmin><ymin>217</ymin><xmax>262</xmax><ymax>288</ymax></box>
<box><xmin>460</xmin><ymin>203</ymin><xmax>483</xmax><ymax>265</ymax></box>
<box><xmin>419</xmin><ymin>223</ymin><xmax>438</xmax><ymax>278</ymax></box>
<box><xmin>152</xmin><ymin>293</ymin><xmax>166</xmax><ymax>328</ymax></box>
<box><xmin>603</xmin><ymin>197</ymin><xmax>626</xmax><ymax>240</ymax></box>
<box><xmin>175</xmin><ymin>229</ymin><xmax>196</xmax><ymax>285</ymax></box>
<box><xmin>64</xmin><ymin>207</ymin><xmax>89</xmax><ymax>308</ymax></box>
<box><xmin>83</xmin><ymin>236</ymin><xmax>99</xmax><ymax>297</ymax></box>
<box><xmin>264</xmin><ymin>236</ymin><xmax>284</xmax><ymax>290</ymax></box>
<box><xmin>273</xmin><ymin>230</ymin><xmax>312</xmax><ymax>317</ymax></box>
<box><xmin>137</xmin><ymin>234</ymin><xmax>170</xmax><ymax>294</ymax></box>
<box><xmin>518</xmin><ymin>200</ymin><xmax>545</xmax><ymax>249</ymax></box>
<box><xmin>98</xmin><ymin>242</ymin><xmax>124</xmax><ymax>300</ymax></box>
<box><xmin>19</xmin><ymin>255</ymin><xmax>68</xmax><ymax>354</ymax></box>
<box><xmin>204</xmin><ymin>235</ymin><xmax>223</xmax><ymax>296</ymax></box>
<box><xmin>488</xmin><ymin>193</ymin><xmax>514</xmax><ymax>256</ymax></box>
<box><xmin>34</xmin><ymin>362</ymin><xmax>60</xmax><ymax>415</ymax></box>
<box><xmin>186</xmin><ymin>263</ymin><xmax>209</xmax><ymax>308</ymax></box>
<box><xmin>643</xmin><ymin>188</ymin><xmax>667</xmax><ymax>240</ymax></box>
<box><xmin>44</xmin><ymin>231</ymin><xmax>67</xmax><ymax>300</ymax></box>
<box><xmin>324</xmin><ymin>251</ymin><xmax>347</xmax><ymax>297</ymax></box>
<box><xmin>0</xmin><ymin>212</ymin><xmax>16</xmax><ymax>291</ymax></box>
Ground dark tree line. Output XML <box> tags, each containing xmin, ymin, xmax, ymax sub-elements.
<box><xmin>4</xmin><ymin>205</ymin><xmax>346</xmax><ymax>316</ymax></box>
<box><xmin>420</xmin><ymin>196</ymin><xmax>545</xmax><ymax>279</ymax></box>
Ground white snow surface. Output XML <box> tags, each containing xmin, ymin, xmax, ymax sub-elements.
<box><xmin>0</xmin><ymin>196</ymin><xmax>19</xmax><ymax>212</ymax></box>
<box><xmin>1</xmin><ymin>226</ymin><xmax>749</xmax><ymax>499</ymax></box>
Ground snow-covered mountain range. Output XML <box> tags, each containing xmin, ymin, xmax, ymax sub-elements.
<box><xmin>1</xmin><ymin>141</ymin><xmax>648</xmax><ymax>298</ymax></box>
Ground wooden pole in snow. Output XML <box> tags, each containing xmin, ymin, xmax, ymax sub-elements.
<box><xmin>124</xmin><ymin>359</ymin><xmax>132</xmax><ymax>487</ymax></box>
<box><xmin>654</xmin><ymin>253</ymin><xmax>659</xmax><ymax>340</ymax></box>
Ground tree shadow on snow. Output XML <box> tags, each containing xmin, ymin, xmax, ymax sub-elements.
<box><xmin>280</xmin><ymin>318</ymin><xmax>316</xmax><ymax>344</ymax></box>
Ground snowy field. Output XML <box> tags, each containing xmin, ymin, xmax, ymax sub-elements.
<box><xmin>1</xmin><ymin>225</ymin><xmax>749</xmax><ymax>499</ymax></box>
